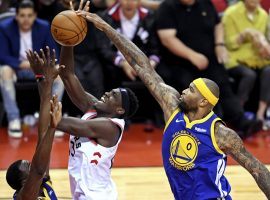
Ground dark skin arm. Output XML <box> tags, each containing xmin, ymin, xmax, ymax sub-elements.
<box><xmin>77</xmin><ymin>8</ymin><xmax>180</xmax><ymax>122</ymax></box>
<box><xmin>17</xmin><ymin>50</ymin><xmax>62</xmax><ymax>200</ymax></box>
<box><xmin>215</xmin><ymin>122</ymin><xmax>270</xmax><ymax>199</ymax></box>
<box><xmin>57</xmin><ymin>117</ymin><xmax>120</xmax><ymax>147</ymax></box>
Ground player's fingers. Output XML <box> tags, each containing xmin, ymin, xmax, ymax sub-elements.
<box><xmin>52</xmin><ymin>49</ymin><xmax>56</xmax><ymax>66</ymax></box>
<box><xmin>78</xmin><ymin>0</ymin><xmax>84</xmax><ymax>10</ymax></box>
<box><xmin>84</xmin><ymin>1</ymin><xmax>90</xmax><ymax>12</ymax></box>
<box><xmin>40</xmin><ymin>49</ymin><xmax>46</xmax><ymax>64</ymax></box>
<box><xmin>70</xmin><ymin>1</ymin><xmax>75</xmax><ymax>11</ymax></box>
<box><xmin>46</xmin><ymin>46</ymin><xmax>51</xmax><ymax>63</ymax></box>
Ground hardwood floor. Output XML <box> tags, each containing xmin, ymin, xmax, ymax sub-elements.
<box><xmin>0</xmin><ymin>166</ymin><xmax>269</xmax><ymax>200</ymax></box>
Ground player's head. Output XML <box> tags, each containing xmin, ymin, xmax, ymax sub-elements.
<box><xmin>16</xmin><ymin>0</ymin><xmax>36</xmax><ymax>32</ymax></box>
<box><xmin>179</xmin><ymin>78</ymin><xmax>219</xmax><ymax>113</ymax></box>
<box><xmin>94</xmin><ymin>88</ymin><xmax>139</xmax><ymax>119</ymax></box>
<box><xmin>6</xmin><ymin>160</ymin><xmax>31</xmax><ymax>191</ymax></box>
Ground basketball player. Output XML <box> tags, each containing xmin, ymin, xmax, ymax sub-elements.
<box><xmin>6</xmin><ymin>48</ymin><xmax>62</xmax><ymax>200</ymax></box>
<box><xmin>32</xmin><ymin>2</ymin><xmax>138</xmax><ymax>199</ymax></box>
<box><xmin>79</xmin><ymin>10</ymin><xmax>270</xmax><ymax>199</ymax></box>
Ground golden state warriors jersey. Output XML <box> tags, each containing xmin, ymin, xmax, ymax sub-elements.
<box><xmin>13</xmin><ymin>178</ymin><xmax>57</xmax><ymax>200</ymax></box>
<box><xmin>162</xmin><ymin>108</ymin><xmax>231</xmax><ymax>200</ymax></box>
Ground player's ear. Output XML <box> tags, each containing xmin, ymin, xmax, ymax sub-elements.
<box><xmin>199</xmin><ymin>98</ymin><xmax>208</xmax><ymax>107</ymax></box>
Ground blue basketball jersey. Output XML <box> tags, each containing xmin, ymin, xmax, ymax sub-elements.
<box><xmin>13</xmin><ymin>177</ymin><xmax>57</xmax><ymax>200</ymax></box>
<box><xmin>162</xmin><ymin>108</ymin><xmax>231</xmax><ymax>200</ymax></box>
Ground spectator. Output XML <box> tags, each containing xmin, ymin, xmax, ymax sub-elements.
<box><xmin>0</xmin><ymin>0</ymin><xmax>64</xmax><ymax>138</ymax></box>
<box><xmin>156</xmin><ymin>0</ymin><xmax>262</xmax><ymax>138</ymax></box>
<box><xmin>223</xmin><ymin>0</ymin><xmax>270</xmax><ymax>120</ymax></box>
<box><xmin>99</xmin><ymin>0</ymin><xmax>160</xmax><ymax>86</ymax></box>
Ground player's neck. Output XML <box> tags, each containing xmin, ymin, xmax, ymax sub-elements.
<box><xmin>185</xmin><ymin>109</ymin><xmax>211</xmax><ymax>122</ymax></box>
<box><xmin>96</xmin><ymin>109</ymin><xmax>117</xmax><ymax>118</ymax></box>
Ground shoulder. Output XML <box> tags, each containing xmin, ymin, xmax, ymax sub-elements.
<box><xmin>0</xmin><ymin>18</ymin><xmax>15</xmax><ymax>29</ymax></box>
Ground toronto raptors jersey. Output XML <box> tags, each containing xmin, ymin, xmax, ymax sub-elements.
<box><xmin>68</xmin><ymin>110</ymin><xmax>125</xmax><ymax>200</ymax></box>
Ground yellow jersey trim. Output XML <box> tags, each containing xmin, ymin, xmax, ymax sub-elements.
<box><xmin>42</xmin><ymin>180</ymin><xmax>53</xmax><ymax>200</ymax></box>
<box><xmin>183</xmin><ymin>111</ymin><xmax>214</xmax><ymax>129</ymax></box>
<box><xmin>193</xmin><ymin>78</ymin><xmax>219</xmax><ymax>106</ymax></box>
<box><xmin>210</xmin><ymin>118</ymin><xmax>224</xmax><ymax>155</ymax></box>
<box><xmin>164</xmin><ymin>108</ymin><xmax>180</xmax><ymax>133</ymax></box>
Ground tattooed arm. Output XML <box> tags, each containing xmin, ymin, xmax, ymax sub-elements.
<box><xmin>78</xmin><ymin>11</ymin><xmax>180</xmax><ymax>121</ymax></box>
<box><xmin>215</xmin><ymin>122</ymin><xmax>270</xmax><ymax>198</ymax></box>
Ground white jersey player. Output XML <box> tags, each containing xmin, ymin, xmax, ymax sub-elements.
<box><xmin>68</xmin><ymin>110</ymin><xmax>124</xmax><ymax>199</ymax></box>
<box><xmin>54</xmin><ymin>34</ymin><xmax>139</xmax><ymax>199</ymax></box>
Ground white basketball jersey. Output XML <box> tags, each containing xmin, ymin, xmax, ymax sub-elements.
<box><xmin>68</xmin><ymin>110</ymin><xmax>125</xmax><ymax>200</ymax></box>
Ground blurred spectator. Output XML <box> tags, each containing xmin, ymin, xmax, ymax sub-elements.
<box><xmin>0</xmin><ymin>0</ymin><xmax>64</xmax><ymax>138</ymax></box>
<box><xmin>99</xmin><ymin>0</ymin><xmax>160</xmax><ymax>86</ymax></box>
<box><xmin>223</xmin><ymin>0</ymin><xmax>270</xmax><ymax>120</ymax></box>
<box><xmin>156</xmin><ymin>0</ymin><xmax>262</xmax><ymax>137</ymax></box>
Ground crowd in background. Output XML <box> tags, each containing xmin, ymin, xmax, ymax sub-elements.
<box><xmin>0</xmin><ymin>0</ymin><xmax>270</xmax><ymax>139</ymax></box>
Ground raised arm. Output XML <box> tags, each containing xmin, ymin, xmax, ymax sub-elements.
<box><xmin>79</xmin><ymin>10</ymin><xmax>180</xmax><ymax>121</ymax></box>
<box><xmin>18</xmin><ymin>95</ymin><xmax>62</xmax><ymax>200</ymax></box>
<box><xmin>215</xmin><ymin>122</ymin><xmax>270</xmax><ymax>199</ymax></box>
<box><xmin>59</xmin><ymin>46</ymin><xmax>98</xmax><ymax>112</ymax></box>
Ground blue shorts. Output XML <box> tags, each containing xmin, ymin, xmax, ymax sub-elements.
<box><xmin>16</xmin><ymin>69</ymin><xmax>35</xmax><ymax>80</ymax></box>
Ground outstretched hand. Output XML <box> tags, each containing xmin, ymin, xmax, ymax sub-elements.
<box><xmin>26</xmin><ymin>46</ymin><xmax>65</xmax><ymax>82</ymax></box>
<box><xmin>74</xmin><ymin>0</ymin><xmax>107</xmax><ymax>31</ymax></box>
<box><xmin>50</xmin><ymin>95</ymin><xmax>62</xmax><ymax>128</ymax></box>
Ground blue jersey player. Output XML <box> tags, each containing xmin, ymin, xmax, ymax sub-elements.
<box><xmin>81</xmin><ymin>10</ymin><xmax>270</xmax><ymax>199</ymax></box>
<box><xmin>6</xmin><ymin>49</ymin><xmax>62</xmax><ymax>200</ymax></box>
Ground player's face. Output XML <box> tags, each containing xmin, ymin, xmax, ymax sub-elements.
<box><xmin>16</xmin><ymin>8</ymin><xmax>36</xmax><ymax>32</ymax></box>
<box><xmin>179</xmin><ymin>83</ymin><xmax>202</xmax><ymax>113</ymax></box>
<box><xmin>120</xmin><ymin>0</ymin><xmax>140</xmax><ymax>19</ymax></box>
<box><xmin>95</xmin><ymin>88</ymin><xmax>124</xmax><ymax>115</ymax></box>
<box><xmin>19</xmin><ymin>160</ymin><xmax>31</xmax><ymax>184</ymax></box>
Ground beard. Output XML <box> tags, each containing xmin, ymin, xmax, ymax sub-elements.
<box><xmin>178</xmin><ymin>98</ymin><xmax>198</xmax><ymax>113</ymax></box>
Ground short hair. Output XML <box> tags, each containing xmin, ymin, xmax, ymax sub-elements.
<box><xmin>16</xmin><ymin>0</ymin><xmax>35</xmax><ymax>14</ymax></box>
<box><xmin>123</xmin><ymin>88</ymin><xmax>139</xmax><ymax>119</ymax></box>
<box><xmin>6</xmin><ymin>160</ymin><xmax>24</xmax><ymax>190</ymax></box>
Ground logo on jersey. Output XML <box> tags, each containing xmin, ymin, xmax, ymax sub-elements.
<box><xmin>169</xmin><ymin>130</ymin><xmax>200</xmax><ymax>171</ymax></box>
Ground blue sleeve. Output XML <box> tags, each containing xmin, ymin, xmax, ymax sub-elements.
<box><xmin>0</xmin><ymin>26</ymin><xmax>20</xmax><ymax>69</ymax></box>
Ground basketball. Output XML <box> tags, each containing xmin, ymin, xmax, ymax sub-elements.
<box><xmin>51</xmin><ymin>10</ymin><xmax>87</xmax><ymax>46</ymax></box>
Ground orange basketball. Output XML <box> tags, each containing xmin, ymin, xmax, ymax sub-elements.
<box><xmin>51</xmin><ymin>10</ymin><xmax>87</xmax><ymax>46</ymax></box>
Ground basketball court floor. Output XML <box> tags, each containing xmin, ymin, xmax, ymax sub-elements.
<box><xmin>0</xmin><ymin>124</ymin><xmax>270</xmax><ymax>199</ymax></box>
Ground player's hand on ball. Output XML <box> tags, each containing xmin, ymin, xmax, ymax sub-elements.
<box><xmin>77</xmin><ymin>10</ymin><xmax>107</xmax><ymax>31</ymax></box>
<box><xmin>50</xmin><ymin>95</ymin><xmax>62</xmax><ymax>128</ymax></box>
<box><xmin>70</xmin><ymin>0</ymin><xmax>90</xmax><ymax>12</ymax></box>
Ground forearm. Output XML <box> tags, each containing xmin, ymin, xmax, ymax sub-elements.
<box><xmin>31</xmin><ymin>127</ymin><xmax>55</xmax><ymax>175</ymax></box>
<box><xmin>59</xmin><ymin>46</ymin><xmax>75</xmax><ymax>78</ymax></box>
<box><xmin>37</xmin><ymin>81</ymin><xmax>53</xmax><ymax>143</ymax></box>
<box><xmin>252</xmin><ymin>165</ymin><xmax>270</xmax><ymax>198</ymax></box>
